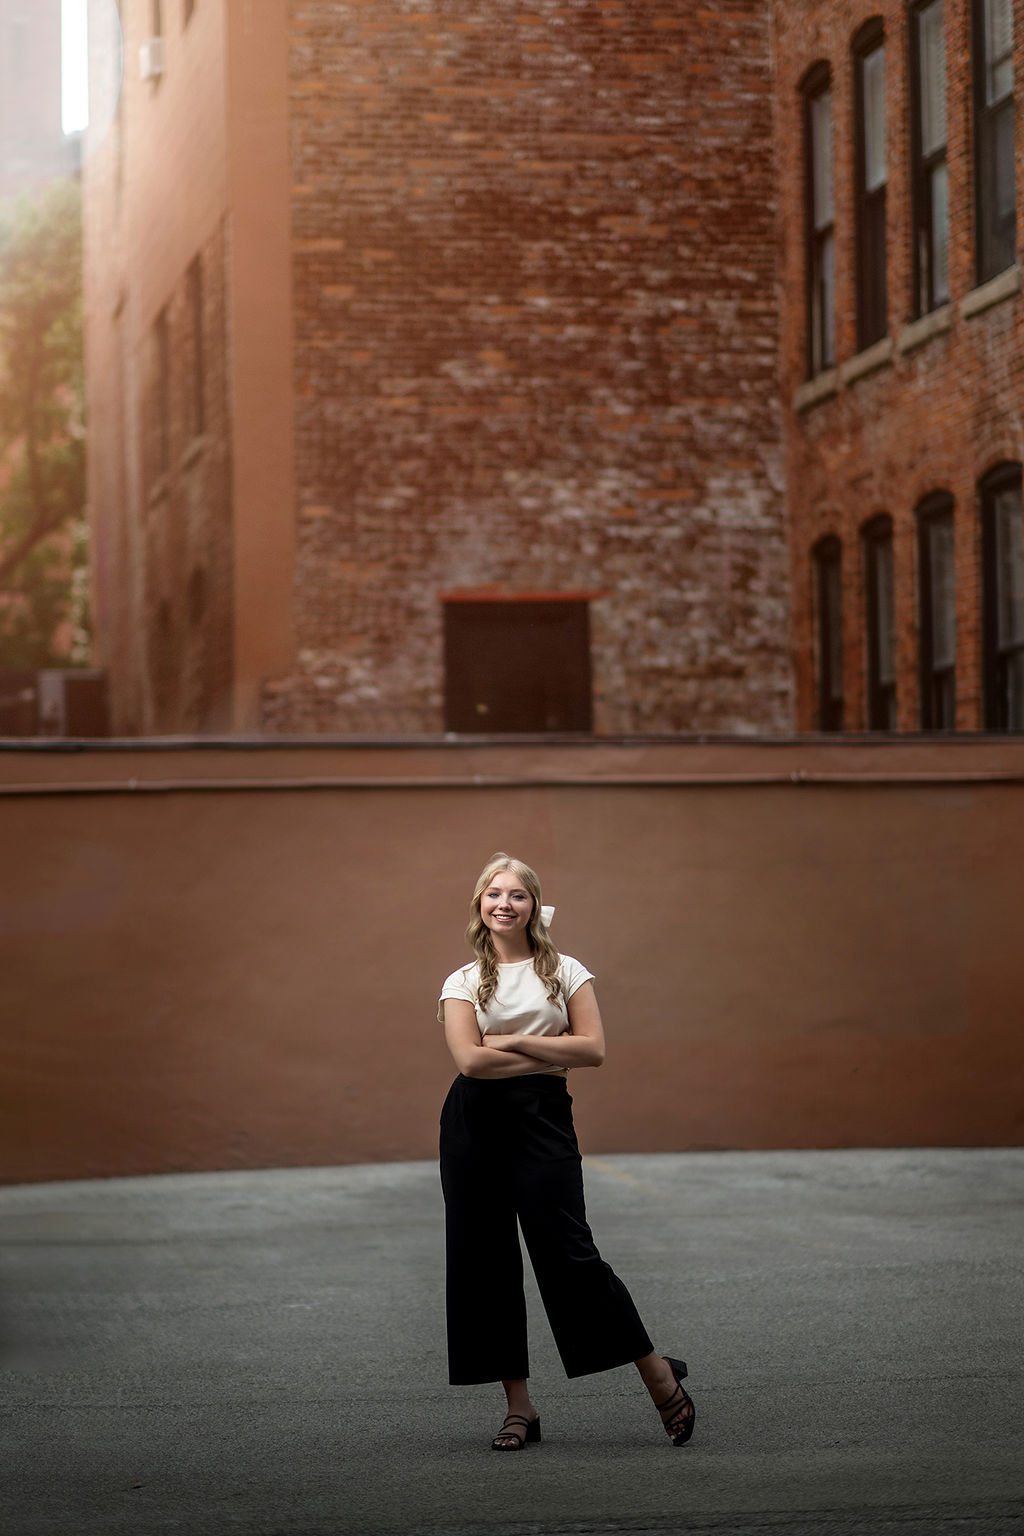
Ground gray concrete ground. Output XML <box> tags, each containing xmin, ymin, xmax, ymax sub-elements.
<box><xmin>0</xmin><ymin>1149</ymin><xmax>1022</xmax><ymax>1536</ymax></box>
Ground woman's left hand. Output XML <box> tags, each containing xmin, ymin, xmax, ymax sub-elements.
<box><xmin>482</xmin><ymin>1033</ymin><xmax>521</xmax><ymax>1051</ymax></box>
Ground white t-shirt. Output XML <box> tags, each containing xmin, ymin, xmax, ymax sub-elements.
<box><xmin>437</xmin><ymin>954</ymin><xmax>595</xmax><ymax>1077</ymax></box>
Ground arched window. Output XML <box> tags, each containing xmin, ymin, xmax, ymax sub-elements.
<box><xmin>802</xmin><ymin>63</ymin><xmax>835</xmax><ymax>376</ymax></box>
<box><xmin>973</xmin><ymin>0</ymin><xmax>1016</xmax><ymax>283</ymax></box>
<box><xmin>813</xmin><ymin>536</ymin><xmax>844</xmax><ymax>730</ymax></box>
<box><xmin>916</xmin><ymin>494</ymin><xmax>956</xmax><ymax>729</ymax></box>
<box><xmin>853</xmin><ymin>19</ymin><xmax>888</xmax><ymax>349</ymax></box>
<box><xmin>981</xmin><ymin>463</ymin><xmax>1024</xmax><ymax>729</ymax></box>
<box><xmin>862</xmin><ymin>514</ymin><xmax>896</xmax><ymax>729</ymax></box>
<box><xmin>909</xmin><ymin>2</ymin><xmax>950</xmax><ymax>315</ymax></box>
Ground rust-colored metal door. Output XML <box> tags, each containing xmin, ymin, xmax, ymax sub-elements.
<box><xmin>443</xmin><ymin>600</ymin><xmax>592</xmax><ymax>732</ymax></box>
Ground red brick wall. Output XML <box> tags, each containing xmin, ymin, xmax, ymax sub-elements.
<box><xmin>775</xmin><ymin>0</ymin><xmax>1024</xmax><ymax>732</ymax></box>
<box><xmin>266</xmin><ymin>0</ymin><xmax>792</xmax><ymax>735</ymax></box>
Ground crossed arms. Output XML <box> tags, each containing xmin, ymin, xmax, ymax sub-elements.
<box><xmin>442</xmin><ymin>980</ymin><xmax>606</xmax><ymax>1078</ymax></box>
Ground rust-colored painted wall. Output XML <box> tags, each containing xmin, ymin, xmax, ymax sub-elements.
<box><xmin>84</xmin><ymin>0</ymin><xmax>235</xmax><ymax>735</ymax></box>
<box><xmin>2</xmin><ymin>739</ymin><xmax>1022</xmax><ymax>1183</ymax></box>
<box><xmin>83</xmin><ymin>0</ymin><xmax>296</xmax><ymax>734</ymax></box>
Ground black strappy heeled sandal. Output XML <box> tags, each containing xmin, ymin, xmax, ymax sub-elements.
<box><xmin>654</xmin><ymin>1357</ymin><xmax>696</xmax><ymax>1447</ymax></box>
<box><xmin>491</xmin><ymin>1413</ymin><xmax>542</xmax><ymax>1451</ymax></box>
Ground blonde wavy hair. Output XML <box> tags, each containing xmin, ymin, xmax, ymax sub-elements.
<box><xmin>466</xmin><ymin>852</ymin><xmax>562</xmax><ymax>1012</ymax></box>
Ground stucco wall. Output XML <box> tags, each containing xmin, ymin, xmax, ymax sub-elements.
<box><xmin>3</xmin><ymin>737</ymin><xmax>1022</xmax><ymax>1182</ymax></box>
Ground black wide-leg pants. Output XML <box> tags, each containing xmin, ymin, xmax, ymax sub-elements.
<box><xmin>439</xmin><ymin>1073</ymin><xmax>654</xmax><ymax>1385</ymax></box>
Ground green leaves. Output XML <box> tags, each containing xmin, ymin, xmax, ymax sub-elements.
<box><xmin>0</xmin><ymin>178</ymin><xmax>88</xmax><ymax>667</ymax></box>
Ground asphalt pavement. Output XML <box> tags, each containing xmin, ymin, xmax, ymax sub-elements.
<box><xmin>1</xmin><ymin>1148</ymin><xmax>1022</xmax><ymax>1536</ymax></box>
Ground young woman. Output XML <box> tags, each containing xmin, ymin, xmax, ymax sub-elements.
<box><xmin>438</xmin><ymin>851</ymin><xmax>696</xmax><ymax>1451</ymax></box>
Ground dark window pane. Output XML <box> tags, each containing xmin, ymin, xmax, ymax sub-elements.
<box><xmin>920</xmin><ymin>2</ymin><xmax>947</xmax><ymax>153</ymax></box>
<box><xmin>992</xmin><ymin>105</ymin><xmax>1016</xmax><ymax>223</ymax></box>
<box><xmin>975</xmin><ymin>0</ymin><xmax>1016</xmax><ymax>283</ymax></box>
<box><xmin>812</xmin><ymin>230</ymin><xmax>836</xmax><ymax>372</ymax></box>
<box><xmin>932</xmin><ymin>670</ymin><xmax>956</xmax><ymax>728</ymax></box>
<box><xmin>985</xmin><ymin>0</ymin><xmax>1014</xmax><ymax>102</ymax></box>
<box><xmin>805</xmin><ymin>76</ymin><xmax>835</xmax><ymax>375</ymax></box>
<box><xmin>814</xmin><ymin>539</ymin><xmax>844</xmax><ymax>731</ymax></box>
<box><xmin>1006</xmin><ymin>651</ymin><xmax>1024</xmax><ymax>729</ymax></box>
<box><xmin>856</xmin><ymin>33</ymin><xmax>888</xmax><ymax>348</ymax></box>
<box><xmin>982</xmin><ymin>467</ymin><xmax>1024</xmax><ymax>730</ymax></box>
<box><xmin>913</xmin><ymin>3</ymin><xmax>950</xmax><ymax>314</ymax></box>
<box><xmin>874</xmin><ymin>539</ymin><xmax>895</xmax><ymax>686</ymax></box>
<box><xmin>918</xmin><ymin>505</ymin><xmax>956</xmax><ymax>730</ymax></box>
<box><xmin>862</xmin><ymin>46</ymin><xmax>887</xmax><ymax>191</ymax></box>
<box><xmin>864</xmin><ymin>518</ymin><xmax>896</xmax><ymax>730</ymax></box>
<box><xmin>994</xmin><ymin>487</ymin><xmax>1024</xmax><ymax>647</ymax></box>
<box><xmin>859</xmin><ymin>192</ymin><xmax>888</xmax><ymax>345</ymax></box>
<box><xmin>928</xmin><ymin>515</ymin><xmax>957</xmax><ymax>668</ymax></box>
<box><xmin>811</xmin><ymin>90</ymin><xmax>834</xmax><ymax>227</ymax></box>
<box><xmin>930</xmin><ymin>162</ymin><xmax>950</xmax><ymax>304</ymax></box>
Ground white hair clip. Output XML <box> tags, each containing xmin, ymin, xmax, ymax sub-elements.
<box><xmin>540</xmin><ymin>905</ymin><xmax>555</xmax><ymax>927</ymax></box>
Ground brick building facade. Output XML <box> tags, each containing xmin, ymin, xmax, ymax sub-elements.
<box><xmin>84</xmin><ymin>0</ymin><xmax>791</xmax><ymax>736</ymax></box>
<box><xmin>83</xmin><ymin>1</ymin><xmax>1022</xmax><ymax>739</ymax></box>
<box><xmin>777</xmin><ymin>0</ymin><xmax>1023</xmax><ymax>733</ymax></box>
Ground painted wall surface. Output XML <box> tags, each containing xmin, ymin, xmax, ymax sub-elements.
<box><xmin>2</xmin><ymin>738</ymin><xmax>1022</xmax><ymax>1183</ymax></box>
<box><xmin>84</xmin><ymin>0</ymin><xmax>236</xmax><ymax>735</ymax></box>
<box><xmin>83</xmin><ymin>0</ymin><xmax>297</xmax><ymax>735</ymax></box>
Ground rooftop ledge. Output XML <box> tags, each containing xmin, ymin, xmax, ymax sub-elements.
<box><xmin>1</xmin><ymin>733</ymin><xmax>1023</xmax><ymax>794</ymax></box>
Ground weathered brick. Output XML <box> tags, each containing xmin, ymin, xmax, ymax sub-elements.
<box><xmin>275</xmin><ymin>0</ymin><xmax>792</xmax><ymax>735</ymax></box>
<box><xmin>776</xmin><ymin>0</ymin><xmax>1024</xmax><ymax>732</ymax></box>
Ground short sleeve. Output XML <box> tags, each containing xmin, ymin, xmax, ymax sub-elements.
<box><xmin>559</xmin><ymin>954</ymin><xmax>595</xmax><ymax>999</ymax></box>
<box><xmin>437</xmin><ymin>965</ymin><xmax>478</xmax><ymax>1024</ymax></box>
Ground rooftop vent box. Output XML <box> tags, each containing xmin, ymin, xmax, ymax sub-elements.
<box><xmin>139</xmin><ymin>37</ymin><xmax>164</xmax><ymax>81</ymax></box>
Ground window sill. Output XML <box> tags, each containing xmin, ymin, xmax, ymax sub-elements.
<box><xmin>839</xmin><ymin>335</ymin><xmax>893</xmax><ymax>385</ymax></box>
<box><xmin>960</xmin><ymin>264</ymin><xmax>1020</xmax><ymax>319</ymax></box>
<box><xmin>897</xmin><ymin>304</ymin><xmax>952</xmax><ymax>354</ymax></box>
<box><xmin>793</xmin><ymin>368</ymin><xmax>839</xmax><ymax>413</ymax></box>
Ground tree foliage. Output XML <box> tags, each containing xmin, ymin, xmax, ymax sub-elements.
<box><xmin>0</xmin><ymin>178</ymin><xmax>88</xmax><ymax>668</ymax></box>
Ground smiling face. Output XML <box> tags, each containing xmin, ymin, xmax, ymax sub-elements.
<box><xmin>479</xmin><ymin>869</ymin><xmax>535</xmax><ymax>941</ymax></box>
